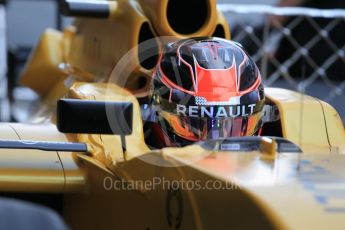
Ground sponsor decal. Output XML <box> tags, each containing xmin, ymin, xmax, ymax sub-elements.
<box><xmin>220</xmin><ymin>143</ymin><xmax>241</xmax><ymax>151</ymax></box>
<box><xmin>176</xmin><ymin>104</ymin><xmax>256</xmax><ymax>118</ymax></box>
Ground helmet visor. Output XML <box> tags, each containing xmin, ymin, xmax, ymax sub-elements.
<box><xmin>160</xmin><ymin>111</ymin><xmax>263</xmax><ymax>142</ymax></box>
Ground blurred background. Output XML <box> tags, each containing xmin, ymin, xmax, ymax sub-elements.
<box><xmin>0</xmin><ymin>0</ymin><xmax>344</xmax><ymax>123</ymax></box>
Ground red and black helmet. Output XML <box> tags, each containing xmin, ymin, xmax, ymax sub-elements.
<box><xmin>150</xmin><ymin>37</ymin><xmax>265</xmax><ymax>147</ymax></box>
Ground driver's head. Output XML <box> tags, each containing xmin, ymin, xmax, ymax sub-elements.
<box><xmin>150</xmin><ymin>37</ymin><xmax>265</xmax><ymax>147</ymax></box>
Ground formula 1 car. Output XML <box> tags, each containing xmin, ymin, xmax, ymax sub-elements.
<box><xmin>1</xmin><ymin>0</ymin><xmax>345</xmax><ymax>229</ymax></box>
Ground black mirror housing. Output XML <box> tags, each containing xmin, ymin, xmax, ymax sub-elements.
<box><xmin>60</xmin><ymin>0</ymin><xmax>111</xmax><ymax>18</ymax></box>
<box><xmin>57</xmin><ymin>99</ymin><xmax>133</xmax><ymax>136</ymax></box>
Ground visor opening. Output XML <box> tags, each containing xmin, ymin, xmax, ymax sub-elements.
<box><xmin>138</xmin><ymin>22</ymin><xmax>159</xmax><ymax>70</ymax></box>
<box><xmin>167</xmin><ymin>0</ymin><xmax>209</xmax><ymax>35</ymax></box>
<box><xmin>212</xmin><ymin>24</ymin><xmax>226</xmax><ymax>39</ymax></box>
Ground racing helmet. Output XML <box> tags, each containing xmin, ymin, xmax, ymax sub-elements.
<box><xmin>150</xmin><ymin>37</ymin><xmax>265</xmax><ymax>147</ymax></box>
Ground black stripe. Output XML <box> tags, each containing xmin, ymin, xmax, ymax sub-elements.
<box><xmin>0</xmin><ymin>140</ymin><xmax>88</xmax><ymax>152</ymax></box>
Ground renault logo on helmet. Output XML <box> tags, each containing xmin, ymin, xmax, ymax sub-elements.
<box><xmin>176</xmin><ymin>104</ymin><xmax>256</xmax><ymax>118</ymax></box>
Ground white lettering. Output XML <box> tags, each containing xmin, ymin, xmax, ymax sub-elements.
<box><xmin>201</xmin><ymin>107</ymin><xmax>213</xmax><ymax>118</ymax></box>
<box><xmin>177</xmin><ymin>104</ymin><xmax>186</xmax><ymax>116</ymax></box>
<box><xmin>189</xmin><ymin>106</ymin><xmax>199</xmax><ymax>117</ymax></box>
<box><xmin>248</xmin><ymin>104</ymin><xmax>256</xmax><ymax>115</ymax></box>
<box><xmin>229</xmin><ymin>106</ymin><xmax>240</xmax><ymax>118</ymax></box>
<box><xmin>176</xmin><ymin>104</ymin><xmax>258</xmax><ymax>118</ymax></box>
<box><xmin>242</xmin><ymin>105</ymin><xmax>249</xmax><ymax>116</ymax></box>
<box><xmin>216</xmin><ymin>107</ymin><xmax>227</xmax><ymax>117</ymax></box>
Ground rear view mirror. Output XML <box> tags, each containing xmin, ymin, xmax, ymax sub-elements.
<box><xmin>60</xmin><ymin>0</ymin><xmax>112</xmax><ymax>18</ymax></box>
<box><xmin>57</xmin><ymin>99</ymin><xmax>133</xmax><ymax>135</ymax></box>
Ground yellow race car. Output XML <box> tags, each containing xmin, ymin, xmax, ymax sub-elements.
<box><xmin>1</xmin><ymin>0</ymin><xmax>345</xmax><ymax>229</ymax></box>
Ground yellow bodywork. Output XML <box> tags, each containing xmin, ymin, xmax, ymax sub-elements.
<box><xmin>1</xmin><ymin>82</ymin><xmax>345</xmax><ymax>229</ymax></box>
<box><xmin>3</xmin><ymin>0</ymin><xmax>345</xmax><ymax>229</ymax></box>
<box><xmin>0</xmin><ymin>122</ymin><xmax>84</xmax><ymax>193</ymax></box>
<box><xmin>20</xmin><ymin>0</ymin><xmax>231</xmax><ymax>100</ymax></box>
<box><xmin>266</xmin><ymin>88</ymin><xmax>345</xmax><ymax>153</ymax></box>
